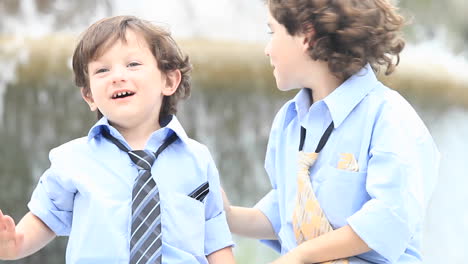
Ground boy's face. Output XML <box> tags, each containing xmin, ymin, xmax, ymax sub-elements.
<box><xmin>265</xmin><ymin>10</ymin><xmax>310</xmax><ymax>91</ymax></box>
<box><xmin>82</xmin><ymin>29</ymin><xmax>180</xmax><ymax>131</ymax></box>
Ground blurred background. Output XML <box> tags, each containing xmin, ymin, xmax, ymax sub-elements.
<box><xmin>0</xmin><ymin>0</ymin><xmax>467</xmax><ymax>263</ymax></box>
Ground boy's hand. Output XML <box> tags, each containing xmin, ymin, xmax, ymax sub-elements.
<box><xmin>0</xmin><ymin>210</ymin><xmax>24</xmax><ymax>260</ymax></box>
<box><xmin>220</xmin><ymin>188</ymin><xmax>277</xmax><ymax>239</ymax></box>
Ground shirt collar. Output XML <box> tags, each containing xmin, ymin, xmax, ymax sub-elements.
<box><xmin>323</xmin><ymin>64</ymin><xmax>379</xmax><ymax>128</ymax></box>
<box><xmin>162</xmin><ymin>115</ymin><xmax>190</xmax><ymax>144</ymax></box>
<box><xmin>270</xmin><ymin>65</ymin><xmax>379</xmax><ymax>129</ymax></box>
<box><xmin>282</xmin><ymin>88</ymin><xmax>318</xmax><ymax>129</ymax></box>
<box><xmin>294</xmin><ymin>88</ymin><xmax>313</xmax><ymax>124</ymax></box>
<box><xmin>87</xmin><ymin>115</ymin><xmax>190</xmax><ymax>146</ymax></box>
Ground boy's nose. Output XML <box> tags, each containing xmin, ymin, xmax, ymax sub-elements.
<box><xmin>111</xmin><ymin>65</ymin><xmax>127</xmax><ymax>83</ymax></box>
<box><xmin>264</xmin><ymin>41</ymin><xmax>271</xmax><ymax>57</ymax></box>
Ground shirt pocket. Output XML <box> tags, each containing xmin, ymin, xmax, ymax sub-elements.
<box><xmin>160</xmin><ymin>191</ymin><xmax>205</xmax><ymax>256</ymax></box>
<box><xmin>315</xmin><ymin>165</ymin><xmax>369</xmax><ymax>227</ymax></box>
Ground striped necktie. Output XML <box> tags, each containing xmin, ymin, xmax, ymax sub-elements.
<box><xmin>102</xmin><ymin>130</ymin><xmax>178</xmax><ymax>264</ymax></box>
<box><xmin>291</xmin><ymin>123</ymin><xmax>349</xmax><ymax>264</ymax></box>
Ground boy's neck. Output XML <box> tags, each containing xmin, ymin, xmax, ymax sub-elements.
<box><xmin>111</xmin><ymin>121</ymin><xmax>161</xmax><ymax>150</ymax></box>
<box><xmin>304</xmin><ymin>61</ymin><xmax>344</xmax><ymax>103</ymax></box>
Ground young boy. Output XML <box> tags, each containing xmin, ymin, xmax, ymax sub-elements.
<box><xmin>224</xmin><ymin>0</ymin><xmax>439</xmax><ymax>263</ymax></box>
<box><xmin>0</xmin><ymin>16</ymin><xmax>235</xmax><ymax>264</ymax></box>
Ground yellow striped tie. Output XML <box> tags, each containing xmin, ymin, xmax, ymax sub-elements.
<box><xmin>292</xmin><ymin>151</ymin><xmax>349</xmax><ymax>264</ymax></box>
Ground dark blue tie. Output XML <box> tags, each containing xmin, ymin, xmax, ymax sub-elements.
<box><xmin>102</xmin><ymin>130</ymin><xmax>178</xmax><ymax>264</ymax></box>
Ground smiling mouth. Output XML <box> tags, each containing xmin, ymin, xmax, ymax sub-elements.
<box><xmin>112</xmin><ymin>91</ymin><xmax>135</xmax><ymax>99</ymax></box>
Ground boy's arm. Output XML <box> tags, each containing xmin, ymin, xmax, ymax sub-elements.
<box><xmin>206</xmin><ymin>246</ymin><xmax>236</xmax><ymax>264</ymax></box>
<box><xmin>270</xmin><ymin>225</ymin><xmax>370</xmax><ymax>264</ymax></box>
<box><xmin>0</xmin><ymin>211</ymin><xmax>55</xmax><ymax>260</ymax></box>
<box><xmin>221</xmin><ymin>188</ymin><xmax>276</xmax><ymax>239</ymax></box>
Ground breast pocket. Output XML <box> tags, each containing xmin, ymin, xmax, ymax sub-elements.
<box><xmin>316</xmin><ymin>165</ymin><xmax>369</xmax><ymax>227</ymax></box>
<box><xmin>160</xmin><ymin>191</ymin><xmax>205</xmax><ymax>256</ymax></box>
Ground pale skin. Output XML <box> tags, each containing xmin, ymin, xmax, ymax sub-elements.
<box><xmin>220</xmin><ymin>8</ymin><xmax>372</xmax><ymax>264</ymax></box>
<box><xmin>0</xmin><ymin>211</ymin><xmax>55</xmax><ymax>260</ymax></box>
<box><xmin>0</xmin><ymin>30</ymin><xmax>235</xmax><ymax>263</ymax></box>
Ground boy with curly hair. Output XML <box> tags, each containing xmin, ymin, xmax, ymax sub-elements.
<box><xmin>0</xmin><ymin>16</ymin><xmax>235</xmax><ymax>264</ymax></box>
<box><xmin>223</xmin><ymin>0</ymin><xmax>439</xmax><ymax>263</ymax></box>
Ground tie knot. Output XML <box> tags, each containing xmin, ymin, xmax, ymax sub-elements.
<box><xmin>298</xmin><ymin>151</ymin><xmax>319</xmax><ymax>169</ymax></box>
<box><xmin>128</xmin><ymin>150</ymin><xmax>156</xmax><ymax>171</ymax></box>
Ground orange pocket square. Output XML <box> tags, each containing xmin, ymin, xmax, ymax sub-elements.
<box><xmin>337</xmin><ymin>153</ymin><xmax>359</xmax><ymax>172</ymax></box>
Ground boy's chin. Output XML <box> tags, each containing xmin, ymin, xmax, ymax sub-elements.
<box><xmin>276</xmin><ymin>82</ymin><xmax>300</xmax><ymax>92</ymax></box>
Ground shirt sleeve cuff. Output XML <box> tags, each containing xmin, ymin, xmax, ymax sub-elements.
<box><xmin>254</xmin><ymin>190</ymin><xmax>282</xmax><ymax>252</ymax></box>
<box><xmin>204</xmin><ymin>211</ymin><xmax>235</xmax><ymax>256</ymax></box>
<box><xmin>28</xmin><ymin>181</ymin><xmax>72</xmax><ymax>236</ymax></box>
<box><xmin>347</xmin><ymin>199</ymin><xmax>411</xmax><ymax>263</ymax></box>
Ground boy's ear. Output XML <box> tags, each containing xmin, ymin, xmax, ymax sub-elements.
<box><xmin>162</xmin><ymin>69</ymin><xmax>182</xmax><ymax>96</ymax></box>
<box><xmin>302</xmin><ymin>23</ymin><xmax>316</xmax><ymax>50</ymax></box>
<box><xmin>81</xmin><ymin>87</ymin><xmax>98</xmax><ymax>111</ymax></box>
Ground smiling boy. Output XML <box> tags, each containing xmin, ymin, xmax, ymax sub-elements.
<box><xmin>0</xmin><ymin>16</ymin><xmax>235</xmax><ymax>264</ymax></box>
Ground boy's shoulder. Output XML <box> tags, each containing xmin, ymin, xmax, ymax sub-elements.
<box><xmin>367</xmin><ymin>83</ymin><xmax>419</xmax><ymax>119</ymax></box>
<box><xmin>179</xmin><ymin>136</ymin><xmax>213</xmax><ymax>161</ymax></box>
<box><xmin>165</xmin><ymin>115</ymin><xmax>213</xmax><ymax>159</ymax></box>
<box><xmin>366</xmin><ymin>83</ymin><xmax>432</xmax><ymax>139</ymax></box>
<box><xmin>49</xmin><ymin>136</ymin><xmax>90</xmax><ymax>158</ymax></box>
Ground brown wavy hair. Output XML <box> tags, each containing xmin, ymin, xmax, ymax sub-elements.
<box><xmin>72</xmin><ymin>15</ymin><xmax>192</xmax><ymax>121</ymax></box>
<box><xmin>267</xmin><ymin>0</ymin><xmax>405</xmax><ymax>79</ymax></box>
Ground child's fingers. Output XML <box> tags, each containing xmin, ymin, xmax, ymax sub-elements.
<box><xmin>0</xmin><ymin>210</ymin><xmax>7</xmax><ymax>231</ymax></box>
<box><xmin>15</xmin><ymin>231</ymin><xmax>24</xmax><ymax>248</ymax></box>
<box><xmin>0</xmin><ymin>210</ymin><xmax>5</xmax><ymax>224</ymax></box>
<box><xmin>0</xmin><ymin>216</ymin><xmax>17</xmax><ymax>250</ymax></box>
<box><xmin>3</xmin><ymin>216</ymin><xmax>16</xmax><ymax>235</ymax></box>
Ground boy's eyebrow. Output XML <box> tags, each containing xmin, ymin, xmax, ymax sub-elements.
<box><xmin>88</xmin><ymin>61</ymin><xmax>100</xmax><ymax>67</ymax></box>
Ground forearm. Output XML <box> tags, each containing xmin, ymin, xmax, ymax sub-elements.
<box><xmin>15</xmin><ymin>212</ymin><xmax>56</xmax><ymax>259</ymax></box>
<box><xmin>293</xmin><ymin>225</ymin><xmax>370</xmax><ymax>263</ymax></box>
<box><xmin>207</xmin><ymin>246</ymin><xmax>236</xmax><ymax>264</ymax></box>
<box><xmin>226</xmin><ymin>206</ymin><xmax>276</xmax><ymax>240</ymax></box>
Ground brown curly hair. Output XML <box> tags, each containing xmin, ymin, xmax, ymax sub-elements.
<box><xmin>72</xmin><ymin>15</ymin><xmax>192</xmax><ymax>121</ymax></box>
<box><xmin>267</xmin><ymin>0</ymin><xmax>405</xmax><ymax>79</ymax></box>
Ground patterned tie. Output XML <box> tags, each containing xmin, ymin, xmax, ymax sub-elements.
<box><xmin>291</xmin><ymin>123</ymin><xmax>349</xmax><ymax>264</ymax></box>
<box><xmin>102</xmin><ymin>130</ymin><xmax>178</xmax><ymax>264</ymax></box>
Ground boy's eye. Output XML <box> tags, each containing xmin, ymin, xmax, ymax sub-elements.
<box><xmin>128</xmin><ymin>62</ymin><xmax>141</xmax><ymax>67</ymax></box>
<box><xmin>95</xmin><ymin>68</ymin><xmax>108</xmax><ymax>74</ymax></box>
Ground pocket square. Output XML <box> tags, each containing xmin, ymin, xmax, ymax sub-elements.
<box><xmin>337</xmin><ymin>153</ymin><xmax>359</xmax><ymax>172</ymax></box>
<box><xmin>188</xmin><ymin>181</ymin><xmax>209</xmax><ymax>202</ymax></box>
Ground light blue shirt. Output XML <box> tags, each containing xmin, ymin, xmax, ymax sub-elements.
<box><xmin>256</xmin><ymin>65</ymin><xmax>439</xmax><ymax>263</ymax></box>
<box><xmin>28</xmin><ymin>115</ymin><xmax>233</xmax><ymax>264</ymax></box>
